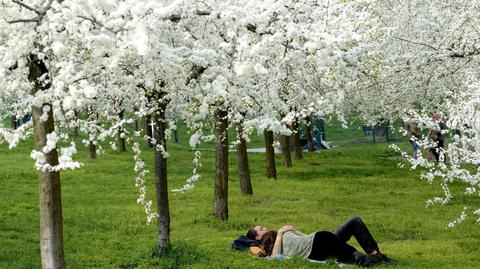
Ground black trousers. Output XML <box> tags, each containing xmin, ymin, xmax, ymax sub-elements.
<box><xmin>307</xmin><ymin>216</ymin><xmax>380</xmax><ymax>263</ymax></box>
<box><xmin>429</xmin><ymin>139</ymin><xmax>445</xmax><ymax>162</ymax></box>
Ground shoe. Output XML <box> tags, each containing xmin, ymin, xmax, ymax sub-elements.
<box><xmin>378</xmin><ymin>253</ymin><xmax>396</xmax><ymax>265</ymax></box>
<box><xmin>367</xmin><ymin>253</ymin><xmax>396</xmax><ymax>266</ymax></box>
<box><xmin>355</xmin><ymin>254</ymin><xmax>377</xmax><ymax>268</ymax></box>
<box><xmin>352</xmin><ymin>252</ymin><xmax>369</xmax><ymax>267</ymax></box>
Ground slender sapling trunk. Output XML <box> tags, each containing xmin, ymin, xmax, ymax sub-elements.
<box><xmin>153</xmin><ymin>100</ymin><xmax>170</xmax><ymax>253</ymax></box>
<box><xmin>280</xmin><ymin>133</ymin><xmax>292</xmax><ymax>167</ymax></box>
<box><xmin>236</xmin><ymin>122</ymin><xmax>252</xmax><ymax>195</ymax></box>
<box><xmin>134</xmin><ymin>118</ymin><xmax>139</xmax><ymax>132</ymax></box>
<box><xmin>264</xmin><ymin>130</ymin><xmax>277</xmax><ymax>179</ymax></box>
<box><xmin>145</xmin><ymin>115</ymin><xmax>153</xmax><ymax>148</ymax></box>
<box><xmin>305</xmin><ymin>116</ymin><xmax>315</xmax><ymax>152</ymax></box>
<box><xmin>214</xmin><ymin>108</ymin><xmax>228</xmax><ymax>220</ymax></box>
<box><xmin>292</xmin><ymin>120</ymin><xmax>302</xmax><ymax>159</ymax></box>
<box><xmin>72</xmin><ymin>111</ymin><xmax>79</xmax><ymax>138</ymax></box>
<box><xmin>118</xmin><ymin>110</ymin><xmax>126</xmax><ymax>152</ymax></box>
<box><xmin>10</xmin><ymin>115</ymin><xmax>17</xmax><ymax>129</ymax></box>
<box><xmin>87</xmin><ymin>140</ymin><xmax>96</xmax><ymax>160</ymax></box>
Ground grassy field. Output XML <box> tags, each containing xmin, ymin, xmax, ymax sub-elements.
<box><xmin>0</xmin><ymin>120</ymin><xmax>478</xmax><ymax>269</ymax></box>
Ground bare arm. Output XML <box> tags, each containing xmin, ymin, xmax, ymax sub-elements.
<box><xmin>267</xmin><ymin>225</ymin><xmax>296</xmax><ymax>259</ymax></box>
<box><xmin>267</xmin><ymin>232</ymin><xmax>284</xmax><ymax>259</ymax></box>
<box><xmin>292</xmin><ymin>230</ymin><xmax>305</xmax><ymax>236</ymax></box>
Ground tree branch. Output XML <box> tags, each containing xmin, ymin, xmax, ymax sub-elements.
<box><xmin>7</xmin><ymin>17</ymin><xmax>40</xmax><ymax>24</ymax></box>
<box><xmin>166</xmin><ymin>14</ymin><xmax>181</xmax><ymax>22</ymax></box>
<box><xmin>195</xmin><ymin>10</ymin><xmax>211</xmax><ymax>16</ymax></box>
<box><xmin>449</xmin><ymin>49</ymin><xmax>480</xmax><ymax>58</ymax></box>
<box><xmin>8</xmin><ymin>0</ymin><xmax>56</xmax><ymax>24</ymax></box>
<box><xmin>78</xmin><ymin>15</ymin><xmax>126</xmax><ymax>34</ymax></box>
<box><xmin>165</xmin><ymin>10</ymin><xmax>211</xmax><ymax>22</ymax></box>
<box><xmin>11</xmin><ymin>0</ymin><xmax>41</xmax><ymax>14</ymax></box>
<box><xmin>393</xmin><ymin>36</ymin><xmax>438</xmax><ymax>51</ymax></box>
<box><xmin>394</xmin><ymin>36</ymin><xmax>480</xmax><ymax>58</ymax></box>
<box><xmin>43</xmin><ymin>0</ymin><xmax>54</xmax><ymax>12</ymax></box>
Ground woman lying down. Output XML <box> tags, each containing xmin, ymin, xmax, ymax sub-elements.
<box><xmin>244</xmin><ymin>216</ymin><xmax>394</xmax><ymax>267</ymax></box>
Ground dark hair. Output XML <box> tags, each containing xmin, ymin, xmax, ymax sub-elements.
<box><xmin>246</xmin><ymin>228</ymin><xmax>258</xmax><ymax>240</ymax></box>
<box><xmin>246</xmin><ymin>227</ymin><xmax>277</xmax><ymax>256</ymax></box>
<box><xmin>259</xmin><ymin>231</ymin><xmax>277</xmax><ymax>256</ymax></box>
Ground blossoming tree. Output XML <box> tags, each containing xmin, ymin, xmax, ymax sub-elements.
<box><xmin>348</xmin><ymin>0</ymin><xmax>480</xmax><ymax>225</ymax></box>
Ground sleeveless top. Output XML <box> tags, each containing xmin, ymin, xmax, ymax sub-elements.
<box><xmin>281</xmin><ymin>231</ymin><xmax>316</xmax><ymax>258</ymax></box>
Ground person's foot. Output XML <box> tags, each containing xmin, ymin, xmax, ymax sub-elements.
<box><xmin>367</xmin><ymin>253</ymin><xmax>396</xmax><ymax>266</ymax></box>
<box><xmin>354</xmin><ymin>253</ymin><xmax>376</xmax><ymax>267</ymax></box>
<box><xmin>353</xmin><ymin>251</ymin><xmax>395</xmax><ymax>267</ymax></box>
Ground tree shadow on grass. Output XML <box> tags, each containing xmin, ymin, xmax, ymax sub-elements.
<box><xmin>120</xmin><ymin>241</ymin><xmax>206</xmax><ymax>269</ymax></box>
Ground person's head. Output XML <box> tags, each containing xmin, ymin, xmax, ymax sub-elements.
<box><xmin>246</xmin><ymin>226</ymin><xmax>277</xmax><ymax>256</ymax></box>
<box><xmin>246</xmin><ymin>225</ymin><xmax>269</xmax><ymax>241</ymax></box>
<box><xmin>259</xmin><ymin>231</ymin><xmax>277</xmax><ymax>256</ymax></box>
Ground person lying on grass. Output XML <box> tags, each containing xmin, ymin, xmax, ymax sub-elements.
<box><xmin>245</xmin><ymin>216</ymin><xmax>393</xmax><ymax>267</ymax></box>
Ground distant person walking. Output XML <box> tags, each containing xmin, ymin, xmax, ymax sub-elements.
<box><xmin>428</xmin><ymin>114</ymin><xmax>446</xmax><ymax>162</ymax></box>
<box><xmin>404</xmin><ymin>119</ymin><xmax>421</xmax><ymax>159</ymax></box>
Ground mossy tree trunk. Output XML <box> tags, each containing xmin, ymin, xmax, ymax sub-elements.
<box><xmin>10</xmin><ymin>115</ymin><xmax>17</xmax><ymax>130</ymax></box>
<box><xmin>86</xmin><ymin>110</ymin><xmax>96</xmax><ymax>160</ymax></box>
<box><xmin>305</xmin><ymin>116</ymin><xmax>315</xmax><ymax>152</ymax></box>
<box><xmin>145</xmin><ymin>114</ymin><xmax>153</xmax><ymax>148</ymax></box>
<box><xmin>134</xmin><ymin>118</ymin><xmax>139</xmax><ymax>132</ymax></box>
<box><xmin>292</xmin><ymin>119</ymin><xmax>303</xmax><ymax>159</ymax></box>
<box><xmin>28</xmin><ymin>54</ymin><xmax>66</xmax><ymax>269</ymax></box>
<box><xmin>118</xmin><ymin>110</ymin><xmax>126</xmax><ymax>152</ymax></box>
<box><xmin>87</xmin><ymin>140</ymin><xmax>96</xmax><ymax>160</ymax></box>
<box><xmin>214</xmin><ymin>108</ymin><xmax>228</xmax><ymax>220</ymax></box>
<box><xmin>264</xmin><ymin>130</ymin><xmax>277</xmax><ymax>179</ymax></box>
<box><xmin>72</xmin><ymin>111</ymin><xmax>79</xmax><ymax>138</ymax></box>
<box><xmin>280</xmin><ymin>132</ymin><xmax>292</xmax><ymax>167</ymax></box>
<box><xmin>236</xmin><ymin>122</ymin><xmax>252</xmax><ymax>195</ymax></box>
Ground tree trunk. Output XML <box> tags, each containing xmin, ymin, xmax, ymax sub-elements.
<box><xmin>72</xmin><ymin>126</ymin><xmax>78</xmax><ymax>138</ymax></box>
<box><xmin>280</xmin><ymin>133</ymin><xmax>292</xmax><ymax>167</ymax></box>
<box><xmin>28</xmin><ymin>55</ymin><xmax>65</xmax><ymax>269</ymax></box>
<box><xmin>236</xmin><ymin>122</ymin><xmax>252</xmax><ymax>195</ymax></box>
<box><xmin>305</xmin><ymin>116</ymin><xmax>315</xmax><ymax>152</ymax></box>
<box><xmin>292</xmin><ymin>120</ymin><xmax>303</xmax><ymax>159</ymax></box>
<box><xmin>264</xmin><ymin>130</ymin><xmax>277</xmax><ymax>179</ymax></box>
<box><xmin>173</xmin><ymin>127</ymin><xmax>179</xmax><ymax>144</ymax></box>
<box><xmin>214</xmin><ymin>108</ymin><xmax>228</xmax><ymax>220</ymax></box>
<box><xmin>72</xmin><ymin>111</ymin><xmax>79</xmax><ymax>138</ymax></box>
<box><xmin>10</xmin><ymin>115</ymin><xmax>17</xmax><ymax>130</ymax></box>
<box><xmin>88</xmin><ymin>140</ymin><xmax>96</xmax><ymax>160</ymax></box>
<box><xmin>134</xmin><ymin>118</ymin><xmax>139</xmax><ymax>132</ymax></box>
<box><xmin>118</xmin><ymin>110</ymin><xmax>126</xmax><ymax>152</ymax></box>
<box><xmin>153</xmin><ymin>101</ymin><xmax>170</xmax><ymax>253</ymax></box>
<box><xmin>145</xmin><ymin>115</ymin><xmax>153</xmax><ymax>148</ymax></box>
<box><xmin>118</xmin><ymin>130</ymin><xmax>126</xmax><ymax>152</ymax></box>
<box><xmin>86</xmin><ymin>110</ymin><xmax>97</xmax><ymax>160</ymax></box>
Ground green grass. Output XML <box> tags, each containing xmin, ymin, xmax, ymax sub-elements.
<box><xmin>0</xmin><ymin>122</ymin><xmax>478</xmax><ymax>269</ymax></box>
<box><xmin>167</xmin><ymin>116</ymin><xmax>403</xmax><ymax>150</ymax></box>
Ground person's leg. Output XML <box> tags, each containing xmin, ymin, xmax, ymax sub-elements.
<box><xmin>412</xmin><ymin>140</ymin><xmax>419</xmax><ymax>159</ymax></box>
<box><xmin>308</xmin><ymin>232</ymin><xmax>391</xmax><ymax>267</ymax></box>
<box><xmin>428</xmin><ymin>147</ymin><xmax>434</xmax><ymax>161</ymax></box>
<box><xmin>408</xmin><ymin>137</ymin><xmax>417</xmax><ymax>159</ymax></box>
<box><xmin>333</xmin><ymin>216</ymin><xmax>380</xmax><ymax>254</ymax></box>
<box><xmin>307</xmin><ymin>231</ymin><xmax>359</xmax><ymax>264</ymax></box>
<box><xmin>438</xmin><ymin>139</ymin><xmax>445</xmax><ymax>162</ymax></box>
